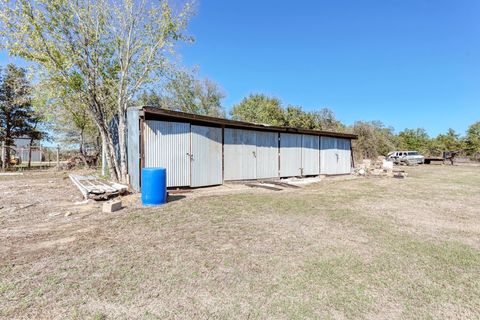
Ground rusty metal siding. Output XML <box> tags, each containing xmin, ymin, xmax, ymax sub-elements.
<box><xmin>256</xmin><ymin>131</ymin><xmax>279</xmax><ymax>179</ymax></box>
<box><xmin>144</xmin><ymin>120</ymin><xmax>191</xmax><ymax>187</ymax></box>
<box><xmin>191</xmin><ymin>125</ymin><xmax>223</xmax><ymax>187</ymax></box>
<box><xmin>320</xmin><ymin>136</ymin><xmax>338</xmax><ymax>174</ymax></box>
<box><xmin>302</xmin><ymin>134</ymin><xmax>320</xmax><ymax>175</ymax></box>
<box><xmin>127</xmin><ymin>108</ymin><xmax>140</xmax><ymax>191</ymax></box>
<box><xmin>224</xmin><ymin>128</ymin><xmax>256</xmax><ymax>180</ymax></box>
<box><xmin>280</xmin><ymin>133</ymin><xmax>302</xmax><ymax>177</ymax></box>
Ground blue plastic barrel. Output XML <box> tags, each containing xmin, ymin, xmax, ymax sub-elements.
<box><xmin>141</xmin><ymin>167</ymin><xmax>167</xmax><ymax>206</ymax></box>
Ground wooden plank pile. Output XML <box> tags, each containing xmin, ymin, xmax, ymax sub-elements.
<box><xmin>69</xmin><ymin>174</ymin><xmax>128</xmax><ymax>200</ymax></box>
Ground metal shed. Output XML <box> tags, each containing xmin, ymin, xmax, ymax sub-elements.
<box><xmin>320</xmin><ymin>136</ymin><xmax>352</xmax><ymax>175</ymax></box>
<box><xmin>126</xmin><ymin>107</ymin><xmax>357</xmax><ymax>191</ymax></box>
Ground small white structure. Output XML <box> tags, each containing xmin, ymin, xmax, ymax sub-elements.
<box><xmin>12</xmin><ymin>136</ymin><xmax>43</xmax><ymax>162</ymax></box>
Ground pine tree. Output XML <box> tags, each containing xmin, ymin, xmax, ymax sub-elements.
<box><xmin>0</xmin><ymin>64</ymin><xmax>35</xmax><ymax>168</ymax></box>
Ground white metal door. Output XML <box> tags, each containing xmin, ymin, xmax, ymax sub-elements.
<box><xmin>191</xmin><ymin>125</ymin><xmax>223</xmax><ymax>187</ymax></box>
<box><xmin>256</xmin><ymin>131</ymin><xmax>279</xmax><ymax>179</ymax></box>
<box><xmin>336</xmin><ymin>138</ymin><xmax>352</xmax><ymax>174</ymax></box>
<box><xmin>320</xmin><ymin>136</ymin><xmax>338</xmax><ymax>175</ymax></box>
<box><xmin>302</xmin><ymin>135</ymin><xmax>320</xmax><ymax>175</ymax></box>
<box><xmin>224</xmin><ymin>128</ymin><xmax>256</xmax><ymax>180</ymax></box>
<box><xmin>280</xmin><ymin>133</ymin><xmax>303</xmax><ymax>177</ymax></box>
<box><xmin>144</xmin><ymin>120</ymin><xmax>190</xmax><ymax>187</ymax></box>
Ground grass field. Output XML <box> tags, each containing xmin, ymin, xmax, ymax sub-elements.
<box><xmin>1</xmin><ymin>165</ymin><xmax>479</xmax><ymax>319</ymax></box>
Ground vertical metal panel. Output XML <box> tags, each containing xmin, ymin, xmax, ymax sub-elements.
<box><xmin>320</xmin><ymin>136</ymin><xmax>338</xmax><ymax>174</ymax></box>
<box><xmin>302</xmin><ymin>134</ymin><xmax>320</xmax><ymax>175</ymax></box>
<box><xmin>18</xmin><ymin>149</ymin><xmax>42</xmax><ymax>162</ymax></box>
<box><xmin>280</xmin><ymin>133</ymin><xmax>302</xmax><ymax>177</ymax></box>
<box><xmin>336</xmin><ymin>138</ymin><xmax>352</xmax><ymax>174</ymax></box>
<box><xmin>224</xmin><ymin>128</ymin><xmax>256</xmax><ymax>180</ymax></box>
<box><xmin>191</xmin><ymin>125</ymin><xmax>223</xmax><ymax>187</ymax></box>
<box><xmin>144</xmin><ymin>120</ymin><xmax>190</xmax><ymax>187</ymax></box>
<box><xmin>126</xmin><ymin>108</ymin><xmax>140</xmax><ymax>191</ymax></box>
<box><xmin>256</xmin><ymin>131</ymin><xmax>279</xmax><ymax>179</ymax></box>
<box><xmin>345</xmin><ymin>139</ymin><xmax>352</xmax><ymax>173</ymax></box>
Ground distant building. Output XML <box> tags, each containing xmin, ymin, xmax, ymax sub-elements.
<box><xmin>12</xmin><ymin>136</ymin><xmax>43</xmax><ymax>162</ymax></box>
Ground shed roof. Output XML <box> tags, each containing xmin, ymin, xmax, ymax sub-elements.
<box><xmin>140</xmin><ymin>106</ymin><xmax>357</xmax><ymax>139</ymax></box>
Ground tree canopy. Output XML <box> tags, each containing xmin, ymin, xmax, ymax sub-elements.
<box><xmin>138</xmin><ymin>70</ymin><xmax>226</xmax><ymax>117</ymax></box>
<box><xmin>0</xmin><ymin>0</ymin><xmax>194</xmax><ymax>181</ymax></box>
<box><xmin>230</xmin><ymin>93</ymin><xmax>344</xmax><ymax>131</ymax></box>
<box><xmin>465</xmin><ymin>122</ymin><xmax>480</xmax><ymax>157</ymax></box>
<box><xmin>0</xmin><ymin>64</ymin><xmax>41</xmax><ymax>167</ymax></box>
<box><xmin>230</xmin><ymin>94</ymin><xmax>285</xmax><ymax>126</ymax></box>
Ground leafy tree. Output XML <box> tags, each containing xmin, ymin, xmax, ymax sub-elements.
<box><xmin>397</xmin><ymin>128</ymin><xmax>430</xmax><ymax>154</ymax></box>
<box><xmin>430</xmin><ymin>128</ymin><xmax>464</xmax><ymax>155</ymax></box>
<box><xmin>0</xmin><ymin>0</ymin><xmax>193</xmax><ymax>182</ymax></box>
<box><xmin>34</xmin><ymin>75</ymin><xmax>99</xmax><ymax>155</ymax></box>
<box><xmin>230</xmin><ymin>94</ymin><xmax>285</xmax><ymax>126</ymax></box>
<box><xmin>284</xmin><ymin>105</ymin><xmax>316</xmax><ymax>129</ymax></box>
<box><xmin>231</xmin><ymin>94</ymin><xmax>346</xmax><ymax>131</ymax></box>
<box><xmin>0</xmin><ymin>64</ymin><xmax>36</xmax><ymax>168</ymax></box>
<box><xmin>465</xmin><ymin>122</ymin><xmax>480</xmax><ymax>157</ymax></box>
<box><xmin>310</xmin><ymin>108</ymin><xmax>345</xmax><ymax>132</ymax></box>
<box><xmin>351</xmin><ymin>121</ymin><xmax>396</xmax><ymax>159</ymax></box>
<box><xmin>162</xmin><ymin>71</ymin><xmax>225</xmax><ymax>117</ymax></box>
<box><xmin>138</xmin><ymin>90</ymin><xmax>164</xmax><ymax>108</ymax></box>
<box><xmin>137</xmin><ymin>71</ymin><xmax>226</xmax><ymax>117</ymax></box>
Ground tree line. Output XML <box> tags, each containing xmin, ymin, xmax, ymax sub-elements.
<box><xmin>1</xmin><ymin>1</ymin><xmax>478</xmax><ymax>177</ymax></box>
<box><xmin>2</xmin><ymin>60</ymin><xmax>479</xmax><ymax>169</ymax></box>
<box><xmin>226</xmin><ymin>94</ymin><xmax>480</xmax><ymax>160</ymax></box>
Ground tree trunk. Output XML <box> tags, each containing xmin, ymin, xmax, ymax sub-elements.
<box><xmin>5</xmin><ymin>144</ymin><xmax>11</xmax><ymax>168</ymax></box>
<box><xmin>28</xmin><ymin>143</ymin><xmax>32</xmax><ymax>169</ymax></box>
<box><xmin>4</xmin><ymin>124</ymin><xmax>11</xmax><ymax>168</ymax></box>
<box><xmin>98</xmin><ymin>125</ymin><xmax>120</xmax><ymax>181</ymax></box>
<box><xmin>1</xmin><ymin>141</ymin><xmax>5</xmax><ymax>171</ymax></box>
<box><xmin>117</xmin><ymin>110</ymin><xmax>128</xmax><ymax>183</ymax></box>
<box><xmin>79</xmin><ymin>127</ymin><xmax>85</xmax><ymax>156</ymax></box>
<box><xmin>86</xmin><ymin>97</ymin><xmax>121</xmax><ymax>182</ymax></box>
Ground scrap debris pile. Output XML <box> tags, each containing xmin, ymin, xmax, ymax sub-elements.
<box><xmin>69</xmin><ymin>174</ymin><xmax>128</xmax><ymax>200</ymax></box>
<box><xmin>61</xmin><ymin>154</ymin><xmax>99</xmax><ymax>170</ymax></box>
<box><xmin>354</xmin><ymin>156</ymin><xmax>408</xmax><ymax>179</ymax></box>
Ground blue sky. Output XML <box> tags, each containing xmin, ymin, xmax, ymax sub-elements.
<box><xmin>178</xmin><ymin>0</ymin><xmax>479</xmax><ymax>136</ymax></box>
<box><xmin>1</xmin><ymin>0</ymin><xmax>479</xmax><ymax>137</ymax></box>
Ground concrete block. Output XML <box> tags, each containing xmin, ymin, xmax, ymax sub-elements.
<box><xmin>382</xmin><ymin>160</ymin><xmax>394</xmax><ymax>171</ymax></box>
<box><xmin>103</xmin><ymin>200</ymin><xmax>123</xmax><ymax>213</ymax></box>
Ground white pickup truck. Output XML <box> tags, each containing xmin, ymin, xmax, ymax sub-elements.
<box><xmin>387</xmin><ymin>151</ymin><xmax>425</xmax><ymax>165</ymax></box>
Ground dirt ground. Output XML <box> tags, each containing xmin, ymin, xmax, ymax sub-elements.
<box><xmin>1</xmin><ymin>165</ymin><xmax>479</xmax><ymax>319</ymax></box>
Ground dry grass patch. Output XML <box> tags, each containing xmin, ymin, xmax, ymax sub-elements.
<box><xmin>1</xmin><ymin>165</ymin><xmax>479</xmax><ymax>319</ymax></box>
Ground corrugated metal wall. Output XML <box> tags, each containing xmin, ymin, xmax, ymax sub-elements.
<box><xmin>255</xmin><ymin>131</ymin><xmax>279</xmax><ymax>179</ymax></box>
<box><xmin>127</xmin><ymin>108</ymin><xmax>140</xmax><ymax>191</ymax></box>
<box><xmin>224</xmin><ymin>128</ymin><xmax>256</xmax><ymax>180</ymax></box>
<box><xmin>144</xmin><ymin>120</ymin><xmax>191</xmax><ymax>187</ymax></box>
<box><xmin>279</xmin><ymin>133</ymin><xmax>302</xmax><ymax>177</ymax></box>
<box><xmin>336</xmin><ymin>138</ymin><xmax>352</xmax><ymax>174</ymax></box>
<box><xmin>191</xmin><ymin>125</ymin><xmax>223</xmax><ymax>187</ymax></box>
<box><xmin>135</xmin><ymin>116</ymin><xmax>353</xmax><ymax>188</ymax></box>
<box><xmin>320</xmin><ymin>136</ymin><xmax>337</xmax><ymax>174</ymax></box>
<box><xmin>302</xmin><ymin>135</ymin><xmax>320</xmax><ymax>175</ymax></box>
<box><xmin>320</xmin><ymin>137</ymin><xmax>352</xmax><ymax>174</ymax></box>
<box><xmin>17</xmin><ymin>149</ymin><xmax>42</xmax><ymax>162</ymax></box>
